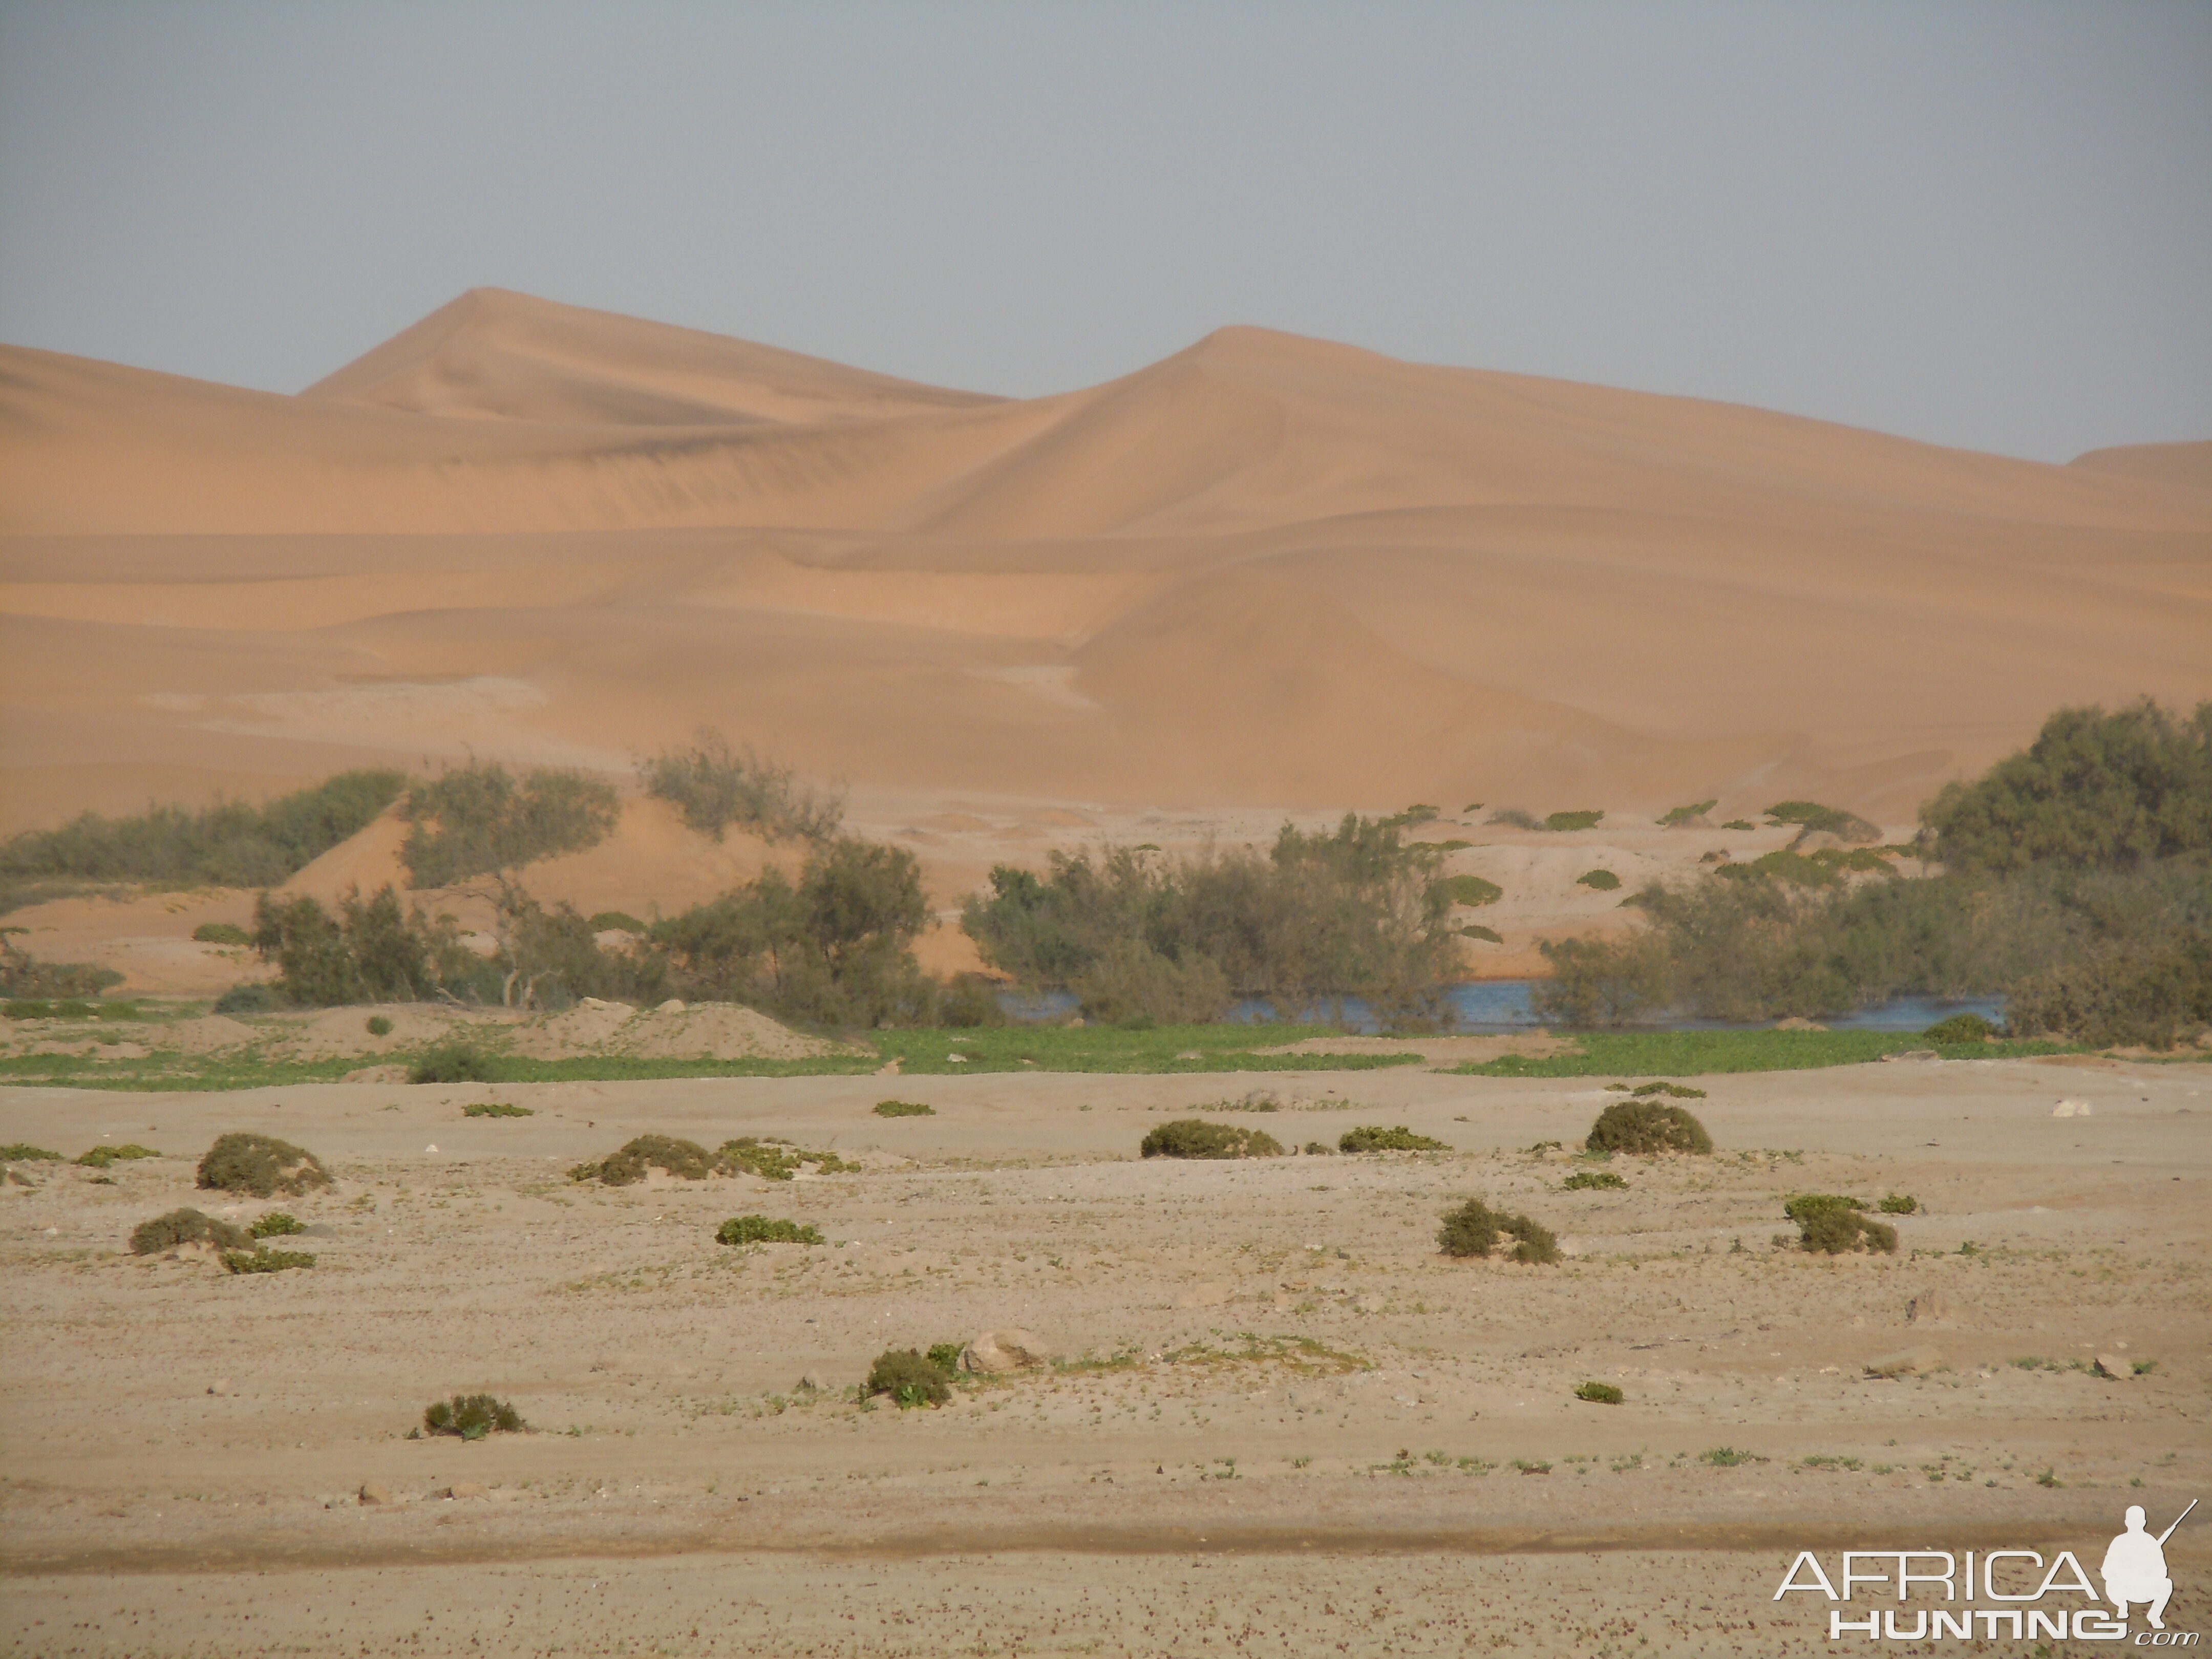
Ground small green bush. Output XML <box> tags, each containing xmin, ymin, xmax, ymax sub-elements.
<box><xmin>866</xmin><ymin>1347</ymin><xmax>949</xmax><ymax>1407</ymax></box>
<box><xmin>1486</xmin><ymin>807</ymin><xmax>1542</xmax><ymax>830</ymax></box>
<box><xmin>716</xmin><ymin>1136</ymin><xmax>859</xmax><ymax>1179</ymax></box>
<box><xmin>130</xmin><ymin>1207</ymin><xmax>252</xmax><ymax>1254</ymax></box>
<box><xmin>1433</xmin><ymin>874</ymin><xmax>1503</xmax><ymax>907</ymax></box>
<box><xmin>76</xmin><ymin>1143</ymin><xmax>159</xmax><ymax>1168</ymax></box>
<box><xmin>926</xmin><ymin>1342</ymin><xmax>966</xmax><ymax>1376</ymax></box>
<box><xmin>1764</xmin><ymin>801</ymin><xmax>1880</xmax><ymax>843</ymax></box>
<box><xmin>1545</xmin><ymin>811</ymin><xmax>1605</xmax><ymax>833</ymax></box>
<box><xmin>638</xmin><ymin>729</ymin><xmax>843</xmax><ymax>844</ymax></box>
<box><xmin>1562</xmin><ymin>1169</ymin><xmax>1628</xmax><ymax>1191</ymax></box>
<box><xmin>193</xmin><ymin>922</ymin><xmax>252</xmax><ymax>946</ymax></box>
<box><xmin>1</xmin><ymin>1143</ymin><xmax>62</xmax><ymax>1161</ymax></box>
<box><xmin>1340</xmin><ymin>1124</ymin><xmax>1450</xmax><ymax>1153</ymax></box>
<box><xmin>409</xmin><ymin>1038</ymin><xmax>501</xmax><ymax>1084</ymax></box>
<box><xmin>1302</xmin><ymin>1140</ymin><xmax>1334</xmax><ymax>1155</ymax></box>
<box><xmin>251</xmin><ymin>1211</ymin><xmax>308</xmax><ymax>1237</ymax></box>
<box><xmin>1700</xmin><ymin>1445</ymin><xmax>1761</xmax><ymax>1467</ymax></box>
<box><xmin>936</xmin><ymin>974</ymin><xmax>1007</xmax><ymax>1028</ymax></box>
<box><xmin>1438</xmin><ymin>1198</ymin><xmax>1559</xmax><ymax>1264</ymax></box>
<box><xmin>1141</xmin><ymin>1119</ymin><xmax>1285</xmax><ymax>1159</ymax></box>
<box><xmin>423</xmin><ymin>1394</ymin><xmax>524</xmax><ymax>1439</ymax></box>
<box><xmin>1784</xmin><ymin>1194</ymin><xmax>1898</xmax><ymax>1254</ymax></box>
<box><xmin>401</xmin><ymin>760</ymin><xmax>620</xmax><ymax>886</ymax></box>
<box><xmin>1458</xmin><ymin>924</ymin><xmax>1504</xmax><ymax>944</ymax></box>
<box><xmin>1658</xmin><ymin>801</ymin><xmax>1718</xmax><ymax>827</ymax></box>
<box><xmin>1922</xmin><ymin>1012</ymin><xmax>1995</xmax><ymax>1044</ymax></box>
<box><xmin>1877</xmin><ymin>1193</ymin><xmax>1919</xmax><ymax>1215</ymax></box>
<box><xmin>571</xmin><ymin>1134</ymin><xmax>717</xmax><ymax>1185</ymax></box>
<box><xmin>874</xmin><ymin>1099</ymin><xmax>935</xmax><ymax>1117</ymax></box>
<box><xmin>213</xmin><ymin>982</ymin><xmax>283</xmax><ymax>1015</ymax></box>
<box><xmin>224</xmin><ymin>1246</ymin><xmax>315</xmax><ymax>1273</ymax></box>
<box><xmin>197</xmin><ymin>1132</ymin><xmax>332</xmax><ymax>1198</ymax></box>
<box><xmin>1577</xmin><ymin>869</ymin><xmax>1622</xmax><ymax>891</ymax></box>
<box><xmin>716</xmin><ymin>1215</ymin><xmax>825</xmax><ymax>1245</ymax></box>
<box><xmin>1629</xmin><ymin>1080</ymin><xmax>1706</xmax><ymax>1098</ymax></box>
<box><xmin>365</xmin><ymin>1014</ymin><xmax>393</xmax><ymax>1036</ymax></box>
<box><xmin>1576</xmin><ymin>1381</ymin><xmax>1624</xmax><ymax>1404</ymax></box>
<box><xmin>1720</xmin><ymin>818</ymin><xmax>1756</xmax><ymax>832</ymax></box>
<box><xmin>587</xmin><ymin>910</ymin><xmax>648</xmax><ymax>934</ymax></box>
<box><xmin>462</xmin><ymin>1101</ymin><xmax>533</xmax><ymax>1118</ymax></box>
<box><xmin>1585</xmin><ymin>1100</ymin><xmax>1712</xmax><ymax>1155</ymax></box>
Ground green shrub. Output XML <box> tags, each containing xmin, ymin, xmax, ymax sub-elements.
<box><xmin>1575</xmin><ymin>1381</ymin><xmax>1624</xmax><ymax>1404</ymax></box>
<box><xmin>716</xmin><ymin>1215</ymin><xmax>825</xmax><ymax>1245</ymax></box>
<box><xmin>193</xmin><ymin>922</ymin><xmax>252</xmax><ymax>946</ymax></box>
<box><xmin>0</xmin><ymin>769</ymin><xmax>406</xmax><ymax>889</ymax></box>
<box><xmin>1922</xmin><ymin>1012</ymin><xmax>1994</xmax><ymax>1043</ymax></box>
<box><xmin>462</xmin><ymin>1101</ymin><xmax>533</xmax><ymax>1117</ymax></box>
<box><xmin>1577</xmin><ymin>869</ymin><xmax>1621</xmax><ymax>891</ymax></box>
<box><xmin>1434</xmin><ymin>874</ymin><xmax>1502</xmax><ymax>907</ymax></box>
<box><xmin>1438</xmin><ymin>1198</ymin><xmax>1559</xmax><ymax>1264</ymax></box>
<box><xmin>1487</xmin><ymin>807</ymin><xmax>1542</xmax><ymax>830</ymax></box>
<box><xmin>570</xmin><ymin>1134</ymin><xmax>717</xmax><ymax>1185</ymax></box>
<box><xmin>76</xmin><ymin>1143</ymin><xmax>159</xmax><ymax>1167</ymax></box>
<box><xmin>400</xmin><ymin>760</ymin><xmax>620</xmax><ymax>887</ymax></box>
<box><xmin>1585</xmin><ymin>1101</ymin><xmax>1712</xmax><ymax>1155</ymax></box>
<box><xmin>365</xmin><ymin>1014</ymin><xmax>393</xmax><ymax>1036</ymax></box>
<box><xmin>1339</xmin><ymin>1124</ymin><xmax>1449</xmax><ymax>1153</ymax></box>
<box><xmin>1658</xmin><ymin>801</ymin><xmax>1718</xmax><ymax>827</ymax></box>
<box><xmin>411</xmin><ymin>1038</ymin><xmax>501</xmax><ymax>1084</ymax></box>
<box><xmin>251</xmin><ymin>1211</ymin><xmax>308</xmax><ymax>1237</ymax></box>
<box><xmin>637</xmin><ymin>729</ymin><xmax>843</xmax><ymax>843</ymax></box>
<box><xmin>130</xmin><ymin>1207</ymin><xmax>251</xmax><ymax>1254</ymax></box>
<box><xmin>1764</xmin><ymin>801</ymin><xmax>1880</xmax><ymax>843</ymax></box>
<box><xmin>874</xmin><ymin>1099</ymin><xmax>935</xmax><ymax>1117</ymax></box>
<box><xmin>1458</xmin><ymin>924</ymin><xmax>1504</xmax><ymax>944</ymax></box>
<box><xmin>1629</xmin><ymin>1080</ymin><xmax>1706</xmax><ymax>1098</ymax></box>
<box><xmin>2005</xmin><ymin>927</ymin><xmax>2212</xmax><ymax>1049</ymax></box>
<box><xmin>1720</xmin><ymin>819</ymin><xmax>1756</xmax><ymax>832</ymax></box>
<box><xmin>1140</xmin><ymin>1119</ymin><xmax>1285</xmax><ymax>1159</ymax></box>
<box><xmin>935</xmin><ymin>973</ymin><xmax>1006</xmax><ymax>1028</ymax></box>
<box><xmin>223</xmin><ymin>1246</ymin><xmax>314</xmax><ymax>1273</ymax></box>
<box><xmin>587</xmin><ymin>910</ymin><xmax>647</xmax><ymax>934</ymax></box>
<box><xmin>1545</xmin><ymin>811</ymin><xmax>1605</xmax><ymax>832</ymax></box>
<box><xmin>1</xmin><ymin>1143</ymin><xmax>62</xmax><ymax>1161</ymax></box>
<box><xmin>1072</xmin><ymin>937</ymin><xmax>1232</xmax><ymax>1026</ymax></box>
<box><xmin>1561</xmin><ymin>1169</ymin><xmax>1628</xmax><ymax>1191</ymax></box>
<box><xmin>214</xmin><ymin>982</ymin><xmax>282</xmax><ymax>1015</ymax></box>
<box><xmin>1302</xmin><ymin>1140</ymin><xmax>1333</xmax><ymax>1155</ymax></box>
<box><xmin>1700</xmin><ymin>1446</ymin><xmax>1761</xmax><ymax>1466</ymax></box>
<box><xmin>1877</xmin><ymin>1193</ymin><xmax>1918</xmax><ymax>1215</ymax></box>
<box><xmin>0</xmin><ymin>936</ymin><xmax>123</xmax><ymax>999</ymax></box>
<box><xmin>926</xmin><ymin>1342</ymin><xmax>966</xmax><ymax>1377</ymax></box>
<box><xmin>866</xmin><ymin>1348</ymin><xmax>949</xmax><ymax>1407</ymax></box>
<box><xmin>1784</xmin><ymin>1194</ymin><xmax>1898</xmax><ymax>1254</ymax></box>
<box><xmin>197</xmin><ymin>1133</ymin><xmax>331</xmax><ymax>1198</ymax></box>
<box><xmin>423</xmin><ymin>1394</ymin><xmax>524</xmax><ymax>1439</ymax></box>
<box><xmin>250</xmin><ymin>885</ymin><xmax>468</xmax><ymax>1006</ymax></box>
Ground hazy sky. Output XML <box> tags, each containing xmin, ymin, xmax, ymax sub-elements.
<box><xmin>3</xmin><ymin>2</ymin><xmax>2206</xmax><ymax>461</ymax></box>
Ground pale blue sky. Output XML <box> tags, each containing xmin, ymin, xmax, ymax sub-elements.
<box><xmin>2</xmin><ymin>1</ymin><xmax>2206</xmax><ymax>460</ymax></box>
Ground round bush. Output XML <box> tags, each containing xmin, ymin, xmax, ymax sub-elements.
<box><xmin>1561</xmin><ymin>1169</ymin><xmax>1628</xmax><ymax>1190</ymax></box>
<box><xmin>409</xmin><ymin>1037</ymin><xmax>499</xmax><ymax>1084</ymax></box>
<box><xmin>1923</xmin><ymin>1012</ymin><xmax>1996</xmax><ymax>1044</ymax></box>
<box><xmin>1576</xmin><ymin>869</ymin><xmax>1622</xmax><ymax>891</ymax></box>
<box><xmin>1576</xmin><ymin>1381</ymin><xmax>1625</xmax><ymax>1405</ymax></box>
<box><xmin>874</xmin><ymin>1099</ymin><xmax>934</xmax><ymax>1117</ymax></box>
<box><xmin>213</xmin><ymin>982</ymin><xmax>283</xmax><ymax>1015</ymax></box>
<box><xmin>716</xmin><ymin>1215</ymin><xmax>825</xmax><ymax>1245</ymax></box>
<box><xmin>866</xmin><ymin>1347</ymin><xmax>949</xmax><ymax>1407</ymax></box>
<box><xmin>366</xmin><ymin>1015</ymin><xmax>393</xmax><ymax>1037</ymax></box>
<box><xmin>1438</xmin><ymin>1198</ymin><xmax>1560</xmax><ymax>1264</ymax></box>
<box><xmin>1584</xmin><ymin>1100</ymin><xmax>1712</xmax><ymax>1156</ymax></box>
<box><xmin>197</xmin><ymin>1133</ymin><xmax>331</xmax><ymax>1198</ymax></box>
<box><xmin>1140</xmin><ymin>1119</ymin><xmax>1284</xmax><ymax>1159</ymax></box>
<box><xmin>1340</xmin><ymin>1124</ymin><xmax>1450</xmax><ymax>1153</ymax></box>
<box><xmin>130</xmin><ymin>1207</ymin><xmax>252</xmax><ymax>1255</ymax></box>
<box><xmin>571</xmin><ymin>1134</ymin><xmax>717</xmax><ymax>1186</ymax></box>
<box><xmin>1784</xmin><ymin>1194</ymin><xmax>1898</xmax><ymax>1254</ymax></box>
<box><xmin>423</xmin><ymin>1393</ymin><xmax>524</xmax><ymax>1439</ymax></box>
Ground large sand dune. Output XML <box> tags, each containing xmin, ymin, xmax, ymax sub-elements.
<box><xmin>4</xmin><ymin>288</ymin><xmax>2208</xmax><ymax>839</ymax></box>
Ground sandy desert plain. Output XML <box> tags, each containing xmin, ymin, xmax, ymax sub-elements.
<box><xmin>3</xmin><ymin>291</ymin><xmax>2210</xmax><ymax>1653</ymax></box>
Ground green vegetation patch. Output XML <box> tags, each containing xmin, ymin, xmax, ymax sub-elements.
<box><xmin>1452</xmin><ymin>1028</ymin><xmax>2072</xmax><ymax>1078</ymax></box>
<box><xmin>76</xmin><ymin>1142</ymin><xmax>160</xmax><ymax>1167</ymax></box>
<box><xmin>1141</xmin><ymin>1119</ymin><xmax>1285</xmax><ymax>1159</ymax></box>
<box><xmin>251</xmin><ymin>1211</ymin><xmax>308</xmax><ymax>1237</ymax></box>
<box><xmin>718</xmin><ymin>1136</ymin><xmax>859</xmax><ymax>1179</ymax></box>
<box><xmin>1878</xmin><ymin>1193</ymin><xmax>1919</xmax><ymax>1214</ymax></box>
<box><xmin>411</xmin><ymin>1038</ymin><xmax>502</xmax><ymax>1084</ymax></box>
<box><xmin>365</xmin><ymin>1015</ymin><xmax>393</xmax><ymax>1037</ymax></box>
<box><xmin>423</xmin><ymin>1394</ymin><xmax>525</xmax><ymax>1439</ymax></box>
<box><xmin>1577</xmin><ymin>869</ymin><xmax>1621</xmax><ymax>891</ymax></box>
<box><xmin>1339</xmin><ymin>1124</ymin><xmax>1450</xmax><ymax>1153</ymax></box>
<box><xmin>1784</xmin><ymin>1194</ymin><xmax>1898</xmax><ymax>1255</ymax></box>
<box><xmin>587</xmin><ymin>910</ymin><xmax>647</xmax><ymax>934</ymax></box>
<box><xmin>870</xmin><ymin>1022</ymin><xmax>1426</xmax><ymax>1075</ymax></box>
<box><xmin>1658</xmin><ymin>801</ymin><xmax>1718</xmax><ymax>827</ymax></box>
<box><xmin>1576</xmin><ymin>1381</ymin><xmax>1625</xmax><ymax>1404</ymax></box>
<box><xmin>866</xmin><ymin>1347</ymin><xmax>949</xmax><ymax>1407</ymax></box>
<box><xmin>1</xmin><ymin>1143</ymin><xmax>62</xmax><ymax>1161</ymax></box>
<box><xmin>401</xmin><ymin>760</ymin><xmax>620</xmax><ymax>887</ymax></box>
<box><xmin>130</xmin><ymin>1207</ymin><xmax>252</xmax><ymax>1254</ymax></box>
<box><xmin>1561</xmin><ymin>1169</ymin><xmax>1628</xmax><ymax>1191</ymax></box>
<box><xmin>872</xmin><ymin>1098</ymin><xmax>935</xmax><ymax>1117</ymax></box>
<box><xmin>1764</xmin><ymin>801</ymin><xmax>1880</xmax><ymax>843</ymax></box>
<box><xmin>224</xmin><ymin>1246</ymin><xmax>315</xmax><ymax>1273</ymax></box>
<box><xmin>1438</xmin><ymin>1198</ymin><xmax>1559</xmax><ymax>1264</ymax></box>
<box><xmin>1627</xmin><ymin>1080</ymin><xmax>1706</xmax><ymax>1098</ymax></box>
<box><xmin>462</xmin><ymin>1101</ymin><xmax>533</xmax><ymax>1118</ymax></box>
<box><xmin>637</xmin><ymin>729</ymin><xmax>843</xmax><ymax>844</ymax></box>
<box><xmin>192</xmin><ymin>922</ymin><xmax>251</xmax><ymax>946</ymax></box>
<box><xmin>1458</xmin><ymin>924</ymin><xmax>1504</xmax><ymax>944</ymax></box>
<box><xmin>571</xmin><ymin>1134</ymin><xmax>718</xmax><ymax>1185</ymax></box>
<box><xmin>213</xmin><ymin>983</ymin><xmax>282</xmax><ymax>1015</ymax></box>
<box><xmin>1585</xmin><ymin>1100</ymin><xmax>1712</xmax><ymax>1155</ymax></box>
<box><xmin>1545</xmin><ymin>811</ymin><xmax>1605</xmax><ymax>833</ymax></box>
<box><xmin>197</xmin><ymin>1132</ymin><xmax>332</xmax><ymax>1198</ymax></box>
<box><xmin>1922</xmin><ymin>1012</ymin><xmax>1995</xmax><ymax>1043</ymax></box>
<box><xmin>716</xmin><ymin>1215</ymin><xmax>825</xmax><ymax>1245</ymax></box>
<box><xmin>1720</xmin><ymin>819</ymin><xmax>1756</xmax><ymax>832</ymax></box>
<box><xmin>1434</xmin><ymin>874</ymin><xmax>1502</xmax><ymax>908</ymax></box>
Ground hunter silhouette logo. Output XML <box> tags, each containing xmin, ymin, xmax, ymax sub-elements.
<box><xmin>1773</xmin><ymin>1498</ymin><xmax>2199</xmax><ymax>1643</ymax></box>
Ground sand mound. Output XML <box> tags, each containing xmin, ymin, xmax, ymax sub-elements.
<box><xmin>506</xmin><ymin>1001</ymin><xmax>844</xmax><ymax>1062</ymax></box>
<box><xmin>268</xmin><ymin>1005</ymin><xmax>484</xmax><ymax>1060</ymax></box>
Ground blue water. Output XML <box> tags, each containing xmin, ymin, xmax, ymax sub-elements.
<box><xmin>998</xmin><ymin>981</ymin><xmax>2005</xmax><ymax>1035</ymax></box>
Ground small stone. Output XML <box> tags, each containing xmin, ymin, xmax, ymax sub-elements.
<box><xmin>357</xmin><ymin>1481</ymin><xmax>391</xmax><ymax>1505</ymax></box>
<box><xmin>962</xmin><ymin>1328</ymin><xmax>1050</xmax><ymax>1373</ymax></box>
<box><xmin>2093</xmin><ymin>1353</ymin><xmax>2131</xmax><ymax>1380</ymax></box>
<box><xmin>207</xmin><ymin>1378</ymin><xmax>230</xmax><ymax>1396</ymax></box>
<box><xmin>2052</xmin><ymin>1099</ymin><xmax>2092</xmax><ymax>1118</ymax></box>
<box><xmin>1864</xmin><ymin>1345</ymin><xmax>1944</xmax><ymax>1378</ymax></box>
<box><xmin>424</xmin><ymin>1144</ymin><xmax>438</xmax><ymax>1153</ymax></box>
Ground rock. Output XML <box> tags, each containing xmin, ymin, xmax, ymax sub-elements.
<box><xmin>962</xmin><ymin>1328</ymin><xmax>1050</xmax><ymax>1373</ymax></box>
<box><xmin>1774</xmin><ymin>1016</ymin><xmax>1827</xmax><ymax>1031</ymax></box>
<box><xmin>207</xmin><ymin>1378</ymin><xmax>230</xmax><ymax>1396</ymax></box>
<box><xmin>2052</xmin><ymin>1099</ymin><xmax>2093</xmax><ymax>1118</ymax></box>
<box><xmin>357</xmin><ymin>1481</ymin><xmax>391</xmax><ymax>1505</ymax></box>
<box><xmin>655</xmin><ymin>999</ymin><xmax>686</xmax><ymax>1014</ymax></box>
<box><xmin>2093</xmin><ymin>1353</ymin><xmax>2132</xmax><ymax>1380</ymax></box>
<box><xmin>448</xmin><ymin>1480</ymin><xmax>487</xmax><ymax>1500</ymax></box>
<box><xmin>1864</xmin><ymin>1346</ymin><xmax>1944</xmax><ymax>1378</ymax></box>
<box><xmin>1906</xmin><ymin>1289</ymin><xmax>1956</xmax><ymax>1327</ymax></box>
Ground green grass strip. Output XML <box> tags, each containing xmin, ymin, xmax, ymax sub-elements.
<box><xmin>1451</xmin><ymin>1029</ymin><xmax>2084</xmax><ymax>1077</ymax></box>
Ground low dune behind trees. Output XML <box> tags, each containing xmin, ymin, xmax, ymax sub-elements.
<box><xmin>2</xmin><ymin>285</ymin><xmax>2208</xmax><ymax>835</ymax></box>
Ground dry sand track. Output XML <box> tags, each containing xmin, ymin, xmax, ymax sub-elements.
<box><xmin>4</xmin><ymin>1052</ymin><xmax>2206</xmax><ymax>1653</ymax></box>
